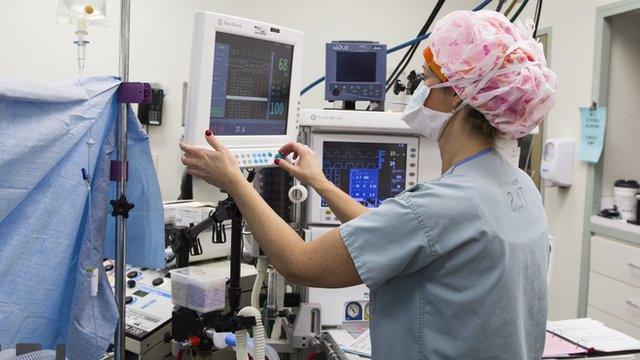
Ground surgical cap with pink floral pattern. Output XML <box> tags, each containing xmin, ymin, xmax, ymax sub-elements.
<box><xmin>427</xmin><ymin>10</ymin><xmax>557</xmax><ymax>139</ymax></box>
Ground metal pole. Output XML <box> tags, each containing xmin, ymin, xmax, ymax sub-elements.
<box><xmin>114</xmin><ymin>0</ymin><xmax>130</xmax><ymax>359</ymax></box>
<box><xmin>229</xmin><ymin>209</ymin><xmax>243</xmax><ymax>314</ymax></box>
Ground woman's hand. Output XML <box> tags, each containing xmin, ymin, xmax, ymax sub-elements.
<box><xmin>180</xmin><ymin>130</ymin><xmax>243</xmax><ymax>190</ymax></box>
<box><xmin>275</xmin><ymin>142</ymin><xmax>327</xmax><ymax>188</ymax></box>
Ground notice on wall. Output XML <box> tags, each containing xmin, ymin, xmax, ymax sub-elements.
<box><xmin>577</xmin><ymin>106</ymin><xmax>607</xmax><ymax>163</ymax></box>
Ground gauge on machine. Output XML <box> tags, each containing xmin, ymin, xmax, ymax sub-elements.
<box><xmin>364</xmin><ymin>302</ymin><xmax>370</xmax><ymax>321</ymax></box>
<box><xmin>345</xmin><ymin>301</ymin><xmax>363</xmax><ymax>321</ymax></box>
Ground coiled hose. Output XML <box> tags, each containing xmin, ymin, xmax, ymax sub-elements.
<box><xmin>249</xmin><ymin>343</ymin><xmax>280</xmax><ymax>360</ymax></box>
<box><xmin>0</xmin><ymin>349</ymin><xmax>14</xmax><ymax>360</ymax></box>
<box><xmin>271</xmin><ymin>272</ymin><xmax>286</xmax><ymax>340</ymax></box>
<box><xmin>16</xmin><ymin>351</ymin><xmax>60</xmax><ymax>360</ymax></box>
<box><xmin>261</xmin><ymin>344</ymin><xmax>280</xmax><ymax>360</ymax></box>
<box><xmin>252</xmin><ymin>256</ymin><xmax>268</xmax><ymax>308</ymax></box>
<box><xmin>236</xmin><ymin>306</ymin><xmax>265</xmax><ymax>360</ymax></box>
<box><xmin>0</xmin><ymin>349</ymin><xmax>63</xmax><ymax>360</ymax></box>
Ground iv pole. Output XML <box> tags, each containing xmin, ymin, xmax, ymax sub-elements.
<box><xmin>114</xmin><ymin>0</ymin><xmax>131</xmax><ymax>359</ymax></box>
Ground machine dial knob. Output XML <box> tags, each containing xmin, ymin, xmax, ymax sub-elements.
<box><xmin>345</xmin><ymin>302</ymin><xmax>363</xmax><ymax>320</ymax></box>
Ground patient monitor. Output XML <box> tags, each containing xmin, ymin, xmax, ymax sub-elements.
<box><xmin>308</xmin><ymin>133</ymin><xmax>420</xmax><ymax>225</ymax></box>
<box><xmin>185</xmin><ymin>11</ymin><xmax>303</xmax><ymax>168</ymax></box>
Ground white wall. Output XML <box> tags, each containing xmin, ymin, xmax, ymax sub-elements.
<box><xmin>601</xmin><ymin>12</ymin><xmax>640</xmax><ymax>197</ymax></box>
<box><xmin>0</xmin><ymin>0</ymin><xmax>479</xmax><ymax>202</ymax></box>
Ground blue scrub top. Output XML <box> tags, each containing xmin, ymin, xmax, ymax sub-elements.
<box><xmin>340</xmin><ymin>148</ymin><xmax>549</xmax><ymax>359</ymax></box>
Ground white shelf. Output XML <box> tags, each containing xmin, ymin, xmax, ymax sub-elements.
<box><xmin>590</xmin><ymin>215</ymin><xmax>640</xmax><ymax>244</ymax></box>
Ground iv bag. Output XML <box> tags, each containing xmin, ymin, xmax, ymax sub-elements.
<box><xmin>57</xmin><ymin>0</ymin><xmax>107</xmax><ymax>27</ymax></box>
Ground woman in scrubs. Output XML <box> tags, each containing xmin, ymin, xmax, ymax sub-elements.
<box><xmin>180</xmin><ymin>10</ymin><xmax>557</xmax><ymax>360</ymax></box>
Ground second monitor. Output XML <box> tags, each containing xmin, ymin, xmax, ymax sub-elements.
<box><xmin>185</xmin><ymin>12</ymin><xmax>303</xmax><ymax>169</ymax></box>
<box><xmin>325</xmin><ymin>41</ymin><xmax>387</xmax><ymax>109</ymax></box>
<box><xmin>308</xmin><ymin>133</ymin><xmax>419</xmax><ymax>225</ymax></box>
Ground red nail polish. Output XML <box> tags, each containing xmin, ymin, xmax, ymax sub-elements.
<box><xmin>205</xmin><ymin>129</ymin><xmax>212</xmax><ymax>137</ymax></box>
<box><xmin>274</xmin><ymin>159</ymin><xmax>280</xmax><ymax>165</ymax></box>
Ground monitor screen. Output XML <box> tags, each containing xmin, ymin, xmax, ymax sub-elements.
<box><xmin>336</xmin><ymin>52</ymin><xmax>377</xmax><ymax>82</ymax></box>
<box><xmin>209</xmin><ymin>32</ymin><xmax>294</xmax><ymax>136</ymax></box>
<box><xmin>322</xmin><ymin>142</ymin><xmax>408</xmax><ymax>208</ymax></box>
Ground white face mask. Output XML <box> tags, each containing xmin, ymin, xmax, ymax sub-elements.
<box><xmin>400</xmin><ymin>82</ymin><xmax>452</xmax><ymax>141</ymax></box>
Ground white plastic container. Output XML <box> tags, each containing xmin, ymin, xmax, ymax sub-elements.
<box><xmin>540</xmin><ymin>138</ymin><xmax>574</xmax><ymax>188</ymax></box>
<box><xmin>614</xmin><ymin>180</ymin><xmax>640</xmax><ymax>221</ymax></box>
<box><xmin>170</xmin><ymin>267</ymin><xmax>227</xmax><ymax>313</ymax></box>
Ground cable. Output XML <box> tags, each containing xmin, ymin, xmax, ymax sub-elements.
<box><xmin>496</xmin><ymin>0</ymin><xmax>506</xmax><ymax>12</ymax></box>
<box><xmin>533</xmin><ymin>0</ymin><xmax>543</xmax><ymax>38</ymax></box>
<box><xmin>300</xmin><ymin>76</ymin><xmax>325</xmax><ymax>96</ymax></box>
<box><xmin>509</xmin><ymin>0</ymin><xmax>530</xmax><ymax>22</ymax></box>
<box><xmin>503</xmin><ymin>0</ymin><xmax>518</xmax><ymax>16</ymax></box>
<box><xmin>385</xmin><ymin>43</ymin><xmax>420</xmax><ymax>92</ymax></box>
<box><xmin>386</xmin><ymin>32</ymin><xmax>430</xmax><ymax>54</ymax></box>
<box><xmin>385</xmin><ymin>44</ymin><xmax>419</xmax><ymax>93</ymax></box>
<box><xmin>385</xmin><ymin>0</ymin><xmax>446</xmax><ymax>93</ymax></box>
<box><xmin>385</xmin><ymin>0</ymin><xmax>444</xmax><ymax>93</ymax></box>
<box><xmin>472</xmin><ymin>0</ymin><xmax>494</xmax><ymax>11</ymax></box>
<box><xmin>386</xmin><ymin>5</ymin><xmax>443</xmax><ymax>85</ymax></box>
